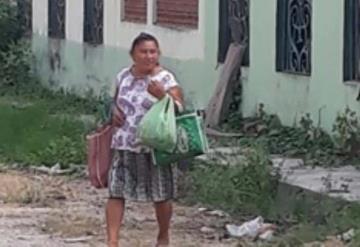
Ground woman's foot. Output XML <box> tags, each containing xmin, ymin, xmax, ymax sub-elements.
<box><xmin>108</xmin><ymin>240</ymin><xmax>118</xmax><ymax>247</ymax></box>
<box><xmin>156</xmin><ymin>235</ymin><xmax>169</xmax><ymax>246</ymax></box>
<box><xmin>155</xmin><ymin>242</ymin><xmax>169</xmax><ymax>247</ymax></box>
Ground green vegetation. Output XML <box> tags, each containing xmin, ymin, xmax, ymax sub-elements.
<box><xmin>0</xmin><ymin>1</ymin><xmax>108</xmax><ymax>167</ymax></box>
<box><xmin>0</xmin><ymin>102</ymin><xmax>87</xmax><ymax>167</ymax></box>
<box><xmin>1</xmin><ymin>1</ymin><xmax>360</xmax><ymax>245</ymax></box>
<box><xmin>183</xmin><ymin>145</ymin><xmax>360</xmax><ymax>245</ymax></box>
<box><xmin>183</xmin><ymin>104</ymin><xmax>360</xmax><ymax>245</ymax></box>
<box><xmin>221</xmin><ymin>104</ymin><xmax>360</xmax><ymax>167</ymax></box>
<box><xmin>184</xmin><ymin>145</ymin><xmax>279</xmax><ymax>217</ymax></box>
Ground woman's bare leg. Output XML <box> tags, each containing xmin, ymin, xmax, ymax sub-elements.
<box><xmin>154</xmin><ymin>200</ymin><xmax>172</xmax><ymax>246</ymax></box>
<box><xmin>106</xmin><ymin>198</ymin><xmax>125</xmax><ymax>247</ymax></box>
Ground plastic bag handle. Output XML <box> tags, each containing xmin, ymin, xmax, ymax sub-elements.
<box><xmin>164</xmin><ymin>95</ymin><xmax>171</xmax><ymax>113</ymax></box>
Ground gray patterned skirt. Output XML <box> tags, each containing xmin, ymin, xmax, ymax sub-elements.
<box><xmin>108</xmin><ymin>150</ymin><xmax>177</xmax><ymax>202</ymax></box>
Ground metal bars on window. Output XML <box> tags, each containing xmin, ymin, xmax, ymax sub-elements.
<box><xmin>344</xmin><ymin>0</ymin><xmax>360</xmax><ymax>81</ymax></box>
<box><xmin>218</xmin><ymin>0</ymin><xmax>249</xmax><ymax>66</ymax></box>
<box><xmin>84</xmin><ymin>0</ymin><xmax>103</xmax><ymax>45</ymax></box>
<box><xmin>48</xmin><ymin>0</ymin><xmax>65</xmax><ymax>39</ymax></box>
<box><xmin>228</xmin><ymin>0</ymin><xmax>249</xmax><ymax>46</ymax></box>
<box><xmin>276</xmin><ymin>0</ymin><xmax>312</xmax><ymax>75</ymax></box>
<box><xmin>17</xmin><ymin>0</ymin><xmax>32</xmax><ymax>37</ymax></box>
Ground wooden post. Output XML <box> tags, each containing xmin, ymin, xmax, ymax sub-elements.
<box><xmin>205</xmin><ymin>43</ymin><xmax>246</xmax><ymax>128</ymax></box>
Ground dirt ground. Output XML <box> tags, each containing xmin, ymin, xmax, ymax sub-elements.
<box><xmin>0</xmin><ymin>170</ymin><xmax>349</xmax><ymax>247</ymax></box>
<box><xmin>0</xmin><ymin>170</ymin><xmax>241</xmax><ymax>247</ymax></box>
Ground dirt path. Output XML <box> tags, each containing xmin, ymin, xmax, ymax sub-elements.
<box><xmin>0</xmin><ymin>170</ymin><xmax>239</xmax><ymax>247</ymax></box>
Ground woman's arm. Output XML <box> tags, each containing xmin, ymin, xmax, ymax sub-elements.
<box><xmin>148</xmin><ymin>82</ymin><xmax>184</xmax><ymax>111</ymax></box>
<box><xmin>168</xmin><ymin>86</ymin><xmax>184</xmax><ymax>112</ymax></box>
<box><xmin>112</xmin><ymin>87</ymin><xmax>126</xmax><ymax>127</ymax></box>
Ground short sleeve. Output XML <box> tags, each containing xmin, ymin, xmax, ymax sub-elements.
<box><xmin>161</xmin><ymin>71</ymin><xmax>179</xmax><ymax>91</ymax></box>
<box><xmin>115</xmin><ymin>68</ymin><xmax>130</xmax><ymax>88</ymax></box>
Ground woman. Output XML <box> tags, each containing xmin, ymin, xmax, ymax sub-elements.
<box><xmin>106</xmin><ymin>32</ymin><xmax>184</xmax><ymax>247</ymax></box>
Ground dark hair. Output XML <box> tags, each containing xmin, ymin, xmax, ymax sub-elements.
<box><xmin>130</xmin><ymin>32</ymin><xmax>160</xmax><ymax>55</ymax></box>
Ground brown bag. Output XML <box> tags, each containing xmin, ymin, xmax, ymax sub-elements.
<box><xmin>87</xmin><ymin>75</ymin><xmax>125</xmax><ymax>188</ymax></box>
<box><xmin>86</xmin><ymin>124</ymin><xmax>113</xmax><ymax>189</ymax></box>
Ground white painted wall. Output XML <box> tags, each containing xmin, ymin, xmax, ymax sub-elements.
<box><xmin>32</xmin><ymin>0</ymin><xmax>206</xmax><ymax>60</ymax></box>
<box><xmin>32</xmin><ymin>0</ymin><xmax>48</xmax><ymax>36</ymax></box>
<box><xmin>66</xmin><ymin>0</ymin><xmax>84</xmax><ymax>42</ymax></box>
<box><xmin>104</xmin><ymin>0</ymin><xmax>206</xmax><ymax>60</ymax></box>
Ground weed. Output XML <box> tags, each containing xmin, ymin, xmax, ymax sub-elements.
<box><xmin>333</xmin><ymin>106</ymin><xmax>360</xmax><ymax>155</ymax></box>
<box><xmin>0</xmin><ymin>102</ymin><xmax>86</xmax><ymax>167</ymax></box>
<box><xmin>221</xmin><ymin>104</ymin><xmax>360</xmax><ymax>167</ymax></box>
<box><xmin>185</xmin><ymin>144</ymin><xmax>280</xmax><ymax>217</ymax></box>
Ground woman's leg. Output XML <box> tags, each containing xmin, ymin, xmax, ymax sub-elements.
<box><xmin>106</xmin><ymin>198</ymin><xmax>125</xmax><ymax>247</ymax></box>
<box><xmin>154</xmin><ymin>200</ymin><xmax>173</xmax><ymax>246</ymax></box>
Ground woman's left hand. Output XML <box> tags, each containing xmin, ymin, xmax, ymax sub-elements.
<box><xmin>147</xmin><ymin>80</ymin><xmax>166</xmax><ymax>100</ymax></box>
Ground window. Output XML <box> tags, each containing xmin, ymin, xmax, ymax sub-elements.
<box><xmin>276</xmin><ymin>0</ymin><xmax>312</xmax><ymax>75</ymax></box>
<box><xmin>17</xmin><ymin>0</ymin><xmax>32</xmax><ymax>37</ymax></box>
<box><xmin>218</xmin><ymin>0</ymin><xmax>249</xmax><ymax>65</ymax></box>
<box><xmin>48</xmin><ymin>0</ymin><xmax>65</xmax><ymax>39</ymax></box>
<box><xmin>122</xmin><ymin>0</ymin><xmax>147</xmax><ymax>23</ymax></box>
<box><xmin>155</xmin><ymin>0</ymin><xmax>198</xmax><ymax>29</ymax></box>
<box><xmin>84</xmin><ymin>0</ymin><xmax>103</xmax><ymax>45</ymax></box>
<box><xmin>344</xmin><ymin>0</ymin><xmax>360</xmax><ymax>81</ymax></box>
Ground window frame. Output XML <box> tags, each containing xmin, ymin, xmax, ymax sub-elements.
<box><xmin>48</xmin><ymin>0</ymin><xmax>66</xmax><ymax>39</ymax></box>
<box><xmin>218</xmin><ymin>0</ymin><xmax>250</xmax><ymax>66</ymax></box>
<box><xmin>83</xmin><ymin>0</ymin><xmax>104</xmax><ymax>45</ymax></box>
<box><xmin>121</xmin><ymin>0</ymin><xmax>147</xmax><ymax>24</ymax></box>
<box><xmin>154</xmin><ymin>0</ymin><xmax>199</xmax><ymax>30</ymax></box>
<box><xmin>276</xmin><ymin>0</ymin><xmax>312</xmax><ymax>76</ymax></box>
<box><xmin>343</xmin><ymin>0</ymin><xmax>360</xmax><ymax>82</ymax></box>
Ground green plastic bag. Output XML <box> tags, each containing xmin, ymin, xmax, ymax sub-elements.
<box><xmin>137</xmin><ymin>94</ymin><xmax>177</xmax><ymax>152</ymax></box>
<box><xmin>151</xmin><ymin>111</ymin><xmax>209</xmax><ymax>166</ymax></box>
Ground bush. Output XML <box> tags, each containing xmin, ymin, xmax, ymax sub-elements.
<box><xmin>0</xmin><ymin>0</ymin><xmax>24</xmax><ymax>51</ymax></box>
<box><xmin>0</xmin><ymin>0</ymin><xmax>35</xmax><ymax>94</ymax></box>
<box><xmin>0</xmin><ymin>41</ymin><xmax>33</xmax><ymax>93</ymax></box>
<box><xmin>185</xmin><ymin>145</ymin><xmax>280</xmax><ymax>217</ymax></box>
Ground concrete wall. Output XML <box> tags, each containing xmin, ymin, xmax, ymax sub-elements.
<box><xmin>32</xmin><ymin>0</ymin><xmax>356</xmax><ymax>132</ymax></box>
<box><xmin>31</xmin><ymin>0</ymin><xmax>220</xmax><ymax>109</ymax></box>
<box><xmin>242</xmin><ymin>0</ymin><xmax>360</xmax><ymax>131</ymax></box>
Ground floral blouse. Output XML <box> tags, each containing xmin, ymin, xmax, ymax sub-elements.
<box><xmin>111</xmin><ymin>67</ymin><xmax>179</xmax><ymax>153</ymax></box>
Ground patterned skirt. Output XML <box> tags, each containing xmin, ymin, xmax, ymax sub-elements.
<box><xmin>108</xmin><ymin>150</ymin><xmax>177</xmax><ymax>202</ymax></box>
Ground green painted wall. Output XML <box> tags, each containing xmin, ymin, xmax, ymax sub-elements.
<box><xmin>34</xmin><ymin>0</ymin><xmax>357</xmax><ymax>133</ymax></box>
<box><xmin>243</xmin><ymin>0</ymin><xmax>360</xmax><ymax>132</ymax></box>
<box><xmin>31</xmin><ymin>1</ymin><xmax>220</xmax><ymax>110</ymax></box>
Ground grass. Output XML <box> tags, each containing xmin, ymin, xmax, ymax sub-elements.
<box><xmin>183</xmin><ymin>146</ymin><xmax>279</xmax><ymax>217</ymax></box>
<box><xmin>0</xmin><ymin>100</ymin><xmax>89</xmax><ymax>167</ymax></box>
<box><xmin>182</xmin><ymin>145</ymin><xmax>360</xmax><ymax>245</ymax></box>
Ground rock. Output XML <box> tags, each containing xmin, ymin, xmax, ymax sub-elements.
<box><xmin>63</xmin><ymin>236</ymin><xmax>93</xmax><ymax>243</ymax></box>
<box><xmin>337</xmin><ymin>228</ymin><xmax>355</xmax><ymax>242</ymax></box>
<box><xmin>198</xmin><ymin>207</ymin><xmax>207</xmax><ymax>212</ymax></box>
<box><xmin>200</xmin><ymin>226</ymin><xmax>216</xmax><ymax>234</ymax></box>
<box><xmin>207</xmin><ymin>210</ymin><xmax>227</xmax><ymax>217</ymax></box>
<box><xmin>258</xmin><ymin>229</ymin><xmax>274</xmax><ymax>241</ymax></box>
<box><xmin>325</xmin><ymin>236</ymin><xmax>345</xmax><ymax>247</ymax></box>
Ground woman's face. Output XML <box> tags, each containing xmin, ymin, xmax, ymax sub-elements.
<box><xmin>131</xmin><ymin>40</ymin><xmax>160</xmax><ymax>73</ymax></box>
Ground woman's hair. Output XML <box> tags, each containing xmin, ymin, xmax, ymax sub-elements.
<box><xmin>130</xmin><ymin>32</ymin><xmax>160</xmax><ymax>55</ymax></box>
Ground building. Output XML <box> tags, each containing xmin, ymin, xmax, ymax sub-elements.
<box><xmin>29</xmin><ymin>0</ymin><xmax>219</xmax><ymax>110</ymax></box>
<box><xmin>28</xmin><ymin>0</ymin><xmax>360</xmax><ymax>132</ymax></box>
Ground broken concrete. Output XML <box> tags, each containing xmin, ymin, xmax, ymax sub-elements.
<box><xmin>273</xmin><ymin>157</ymin><xmax>360</xmax><ymax>202</ymax></box>
<box><xmin>197</xmin><ymin>147</ymin><xmax>360</xmax><ymax>202</ymax></box>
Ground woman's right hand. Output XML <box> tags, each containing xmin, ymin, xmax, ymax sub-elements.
<box><xmin>112</xmin><ymin>105</ymin><xmax>126</xmax><ymax>127</ymax></box>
